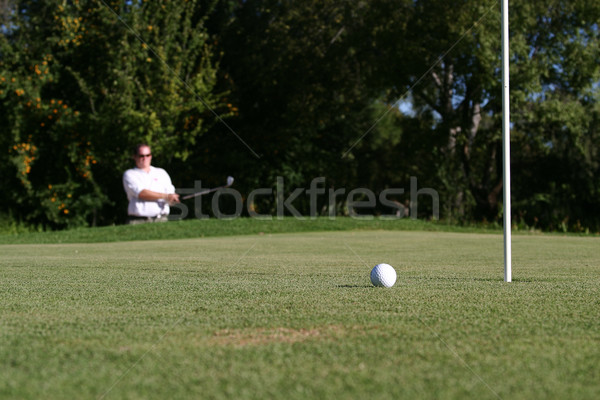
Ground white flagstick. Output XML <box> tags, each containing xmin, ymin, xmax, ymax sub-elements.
<box><xmin>502</xmin><ymin>0</ymin><xmax>512</xmax><ymax>282</ymax></box>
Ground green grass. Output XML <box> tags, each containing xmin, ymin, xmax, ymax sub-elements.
<box><xmin>0</xmin><ymin>217</ymin><xmax>514</xmax><ymax>245</ymax></box>
<box><xmin>1</xmin><ymin>227</ymin><xmax>599</xmax><ymax>399</ymax></box>
<box><xmin>1</xmin><ymin>216</ymin><xmax>596</xmax><ymax>246</ymax></box>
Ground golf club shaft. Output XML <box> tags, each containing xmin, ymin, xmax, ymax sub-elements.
<box><xmin>181</xmin><ymin>178</ymin><xmax>234</xmax><ymax>200</ymax></box>
<box><xmin>182</xmin><ymin>186</ymin><xmax>221</xmax><ymax>200</ymax></box>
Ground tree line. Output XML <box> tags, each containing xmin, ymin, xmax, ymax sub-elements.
<box><xmin>1</xmin><ymin>0</ymin><xmax>599</xmax><ymax>231</ymax></box>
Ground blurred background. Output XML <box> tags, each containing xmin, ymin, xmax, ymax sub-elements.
<box><xmin>1</xmin><ymin>0</ymin><xmax>599</xmax><ymax>231</ymax></box>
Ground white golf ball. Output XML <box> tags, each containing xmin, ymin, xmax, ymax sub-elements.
<box><xmin>370</xmin><ymin>263</ymin><xmax>397</xmax><ymax>288</ymax></box>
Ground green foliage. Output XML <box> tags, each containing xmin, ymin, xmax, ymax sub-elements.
<box><xmin>508</xmin><ymin>1</ymin><xmax>600</xmax><ymax>231</ymax></box>
<box><xmin>365</xmin><ymin>0</ymin><xmax>600</xmax><ymax>229</ymax></box>
<box><xmin>0</xmin><ymin>0</ymin><xmax>222</xmax><ymax>228</ymax></box>
<box><xmin>0</xmin><ymin>212</ymin><xmax>42</xmax><ymax>235</ymax></box>
<box><xmin>1</xmin><ymin>0</ymin><xmax>599</xmax><ymax>231</ymax></box>
<box><xmin>214</xmin><ymin>1</ymin><xmax>407</xmax><ymax>189</ymax></box>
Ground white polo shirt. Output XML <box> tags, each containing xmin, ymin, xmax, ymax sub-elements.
<box><xmin>122</xmin><ymin>166</ymin><xmax>175</xmax><ymax>217</ymax></box>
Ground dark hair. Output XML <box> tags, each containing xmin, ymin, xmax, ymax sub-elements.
<box><xmin>132</xmin><ymin>143</ymin><xmax>150</xmax><ymax>156</ymax></box>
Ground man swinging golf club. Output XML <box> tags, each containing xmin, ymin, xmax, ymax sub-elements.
<box><xmin>122</xmin><ymin>143</ymin><xmax>180</xmax><ymax>224</ymax></box>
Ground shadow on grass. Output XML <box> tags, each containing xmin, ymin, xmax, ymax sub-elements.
<box><xmin>404</xmin><ymin>276</ymin><xmax>546</xmax><ymax>283</ymax></box>
<box><xmin>337</xmin><ymin>284</ymin><xmax>374</xmax><ymax>288</ymax></box>
<box><xmin>408</xmin><ymin>276</ymin><xmax>502</xmax><ymax>282</ymax></box>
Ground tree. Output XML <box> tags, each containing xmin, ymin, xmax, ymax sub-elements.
<box><xmin>366</xmin><ymin>0</ymin><xmax>600</xmax><ymax>228</ymax></box>
<box><xmin>0</xmin><ymin>0</ymin><xmax>223</xmax><ymax>228</ymax></box>
<box><xmin>201</xmin><ymin>0</ymin><xmax>413</xmax><ymax>215</ymax></box>
<box><xmin>508</xmin><ymin>1</ymin><xmax>600</xmax><ymax>231</ymax></box>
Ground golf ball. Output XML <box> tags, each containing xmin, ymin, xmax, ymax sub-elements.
<box><xmin>370</xmin><ymin>263</ymin><xmax>397</xmax><ymax>288</ymax></box>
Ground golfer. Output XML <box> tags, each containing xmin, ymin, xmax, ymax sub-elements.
<box><xmin>122</xmin><ymin>143</ymin><xmax>180</xmax><ymax>224</ymax></box>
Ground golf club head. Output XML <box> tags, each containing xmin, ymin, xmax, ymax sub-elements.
<box><xmin>226</xmin><ymin>176</ymin><xmax>234</xmax><ymax>186</ymax></box>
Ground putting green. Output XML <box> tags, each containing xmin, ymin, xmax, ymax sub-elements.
<box><xmin>1</xmin><ymin>230</ymin><xmax>599</xmax><ymax>399</ymax></box>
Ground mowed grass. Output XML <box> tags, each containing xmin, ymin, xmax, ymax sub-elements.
<box><xmin>0</xmin><ymin>217</ymin><xmax>505</xmax><ymax>245</ymax></box>
<box><xmin>1</xmin><ymin>230</ymin><xmax>599</xmax><ymax>399</ymax></box>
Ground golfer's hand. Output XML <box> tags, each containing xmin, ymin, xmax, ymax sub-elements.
<box><xmin>166</xmin><ymin>193</ymin><xmax>180</xmax><ymax>205</ymax></box>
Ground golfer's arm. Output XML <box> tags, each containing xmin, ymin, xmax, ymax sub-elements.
<box><xmin>138</xmin><ymin>189</ymin><xmax>178</xmax><ymax>202</ymax></box>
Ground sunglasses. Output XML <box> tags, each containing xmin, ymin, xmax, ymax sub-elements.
<box><xmin>137</xmin><ymin>153</ymin><xmax>152</xmax><ymax>158</ymax></box>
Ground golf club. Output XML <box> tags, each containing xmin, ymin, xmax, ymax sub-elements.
<box><xmin>181</xmin><ymin>176</ymin><xmax>234</xmax><ymax>200</ymax></box>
